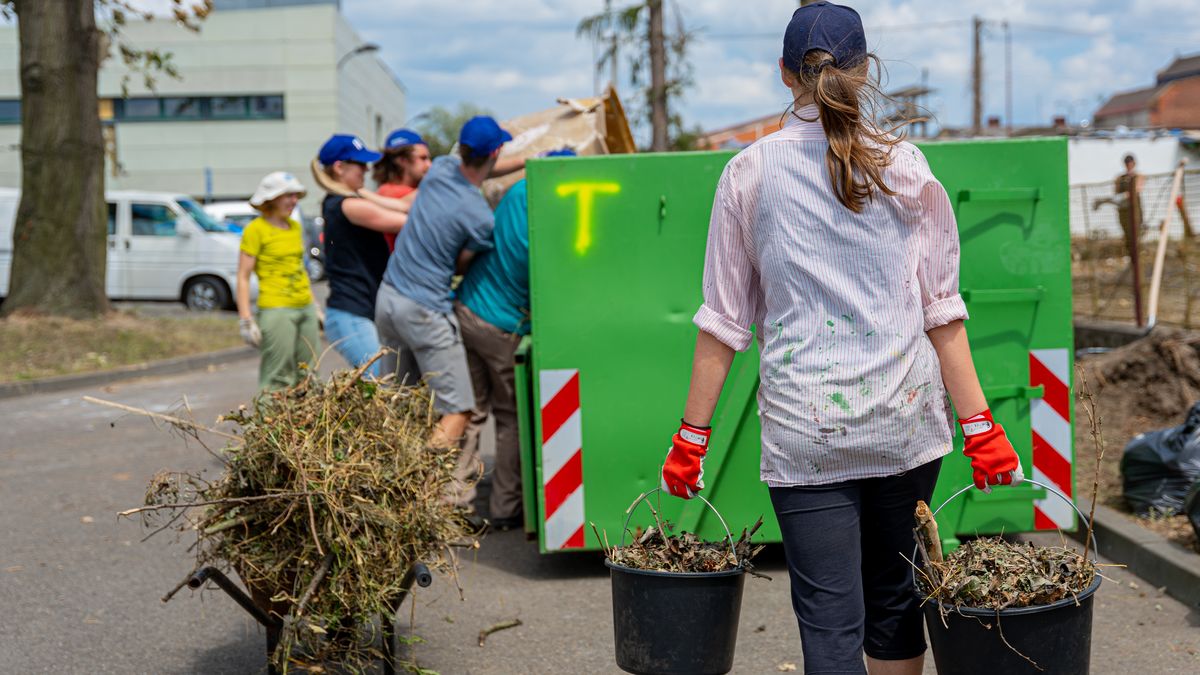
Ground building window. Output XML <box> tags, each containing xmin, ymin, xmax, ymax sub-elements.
<box><xmin>163</xmin><ymin>97</ymin><xmax>202</xmax><ymax>119</ymax></box>
<box><xmin>0</xmin><ymin>100</ymin><xmax>20</xmax><ymax>123</ymax></box>
<box><xmin>122</xmin><ymin>98</ymin><xmax>162</xmax><ymax>119</ymax></box>
<box><xmin>251</xmin><ymin>95</ymin><xmax>284</xmax><ymax>119</ymax></box>
<box><xmin>210</xmin><ymin>96</ymin><xmax>248</xmax><ymax>118</ymax></box>
<box><xmin>107</xmin><ymin>94</ymin><xmax>285</xmax><ymax>122</ymax></box>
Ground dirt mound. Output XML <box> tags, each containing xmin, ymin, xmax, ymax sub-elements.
<box><xmin>1077</xmin><ymin>328</ymin><xmax>1200</xmax><ymax>552</ymax></box>
<box><xmin>1083</xmin><ymin>328</ymin><xmax>1200</xmax><ymax>420</ymax></box>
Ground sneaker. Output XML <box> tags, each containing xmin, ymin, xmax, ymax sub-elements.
<box><xmin>489</xmin><ymin>513</ymin><xmax>523</xmax><ymax>532</ymax></box>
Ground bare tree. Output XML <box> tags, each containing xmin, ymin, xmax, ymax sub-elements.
<box><xmin>647</xmin><ymin>0</ymin><xmax>666</xmax><ymax>151</ymax></box>
<box><xmin>0</xmin><ymin>1</ymin><xmax>208</xmax><ymax>318</ymax></box>
<box><xmin>577</xmin><ymin>0</ymin><xmax>694</xmax><ymax>152</ymax></box>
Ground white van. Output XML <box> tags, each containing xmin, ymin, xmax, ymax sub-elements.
<box><xmin>0</xmin><ymin>188</ymin><xmax>250</xmax><ymax>311</ymax></box>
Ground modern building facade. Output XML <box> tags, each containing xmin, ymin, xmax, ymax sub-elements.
<box><xmin>0</xmin><ymin>0</ymin><xmax>406</xmax><ymax>214</ymax></box>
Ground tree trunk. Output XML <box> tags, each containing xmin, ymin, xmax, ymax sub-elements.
<box><xmin>3</xmin><ymin>0</ymin><xmax>108</xmax><ymax>318</ymax></box>
<box><xmin>647</xmin><ymin>0</ymin><xmax>668</xmax><ymax>152</ymax></box>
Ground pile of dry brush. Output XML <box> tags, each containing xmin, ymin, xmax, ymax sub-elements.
<box><xmin>124</xmin><ymin>368</ymin><xmax>475</xmax><ymax>672</ymax></box>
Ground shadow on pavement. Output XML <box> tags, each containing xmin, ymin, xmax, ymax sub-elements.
<box><xmin>171</xmin><ymin>628</ymin><xmax>268</xmax><ymax>675</ymax></box>
<box><xmin>469</xmin><ymin>527</ymin><xmax>609</xmax><ymax>581</ymax></box>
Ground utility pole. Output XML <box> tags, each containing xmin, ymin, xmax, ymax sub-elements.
<box><xmin>972</xmin><ymin>16</ymin><xmax>983</xmax><ymax>135</ymax></box>
<box><xmin>920</xmin><ymin>67</ymin><xmax>930</xmax><ymax>137</ymax></box>
<box><xmin>607</xmin><ymin>0</ymin><xmax>618</xmax><ymax>90</ymax></box>
<box><xmin>648</xmin><ymin>0</ymin><xmax>668</xmax><ymax>151</ymax></box>
<box><xmin>1004</xmin><ymin>21</ymin><xmax>1013</xmax><ymax>135</ymax></box>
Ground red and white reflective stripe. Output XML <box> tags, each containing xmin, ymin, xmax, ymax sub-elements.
<box><xmin>540</xmin><ymin>369</ymin><xmax>586</xmax><ymax>550</ymax></box>
<box><xmin>1030</xmin><ymin>348</ymin><xmax>1074</xmax><ymax>530</ymax></box>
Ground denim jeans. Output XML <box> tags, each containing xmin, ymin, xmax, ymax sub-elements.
<box><xmin>323</xmin><ymin>306</ymin><xmax>382</xmax><ymax>378</ymax></box>
<box><xmin>769</xmin><ymin>458</ymin><xmax>942</xmax><ymax>673</ymax></box>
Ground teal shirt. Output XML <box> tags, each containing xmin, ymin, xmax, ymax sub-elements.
<box><xmin>458</xmin><ymin>179</ymin><xmax>530</xmax><ymax>335</ymax></box>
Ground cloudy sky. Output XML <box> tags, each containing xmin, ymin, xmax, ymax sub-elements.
<box><xmin>149</xmin><ymin>1</ymin><xmax>1200</xmax><ymax>137</ymax></box>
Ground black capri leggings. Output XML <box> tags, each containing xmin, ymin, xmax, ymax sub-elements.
<box><xmin>768</xmin><ymin>457</ymin><xmax>942</xmax><ymax>674</ymax></box>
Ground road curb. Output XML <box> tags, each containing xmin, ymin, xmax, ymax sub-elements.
<box><xmin>0</xmin><ymin>345</ymin><xmax>257</xmax><ymax>400</ymax></box>
<box><xmin>1068</xmin><ymin>503</ymin><xmax>1200</xmax><ymax>608</ymax></box>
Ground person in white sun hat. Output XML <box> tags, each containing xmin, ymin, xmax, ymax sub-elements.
<box><xmin>236</xmin><ymin>171</ymin><xmax>323</xmax><ymax>391</ymax></box>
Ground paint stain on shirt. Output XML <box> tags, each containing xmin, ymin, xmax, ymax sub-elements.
<box><xmin>829</xmin><ymin>392</ymin><xmax>852</xmax><ymax>413</ymax></box>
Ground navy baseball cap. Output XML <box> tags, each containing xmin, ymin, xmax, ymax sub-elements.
<box><xmin>385</xmin><ymin>128</ymin><xmax>426</xmax><ymax>150</ymax></box>
<box><xmin>782</xmin><ymin>1</ymin><xmax>867</xmax><ymax>75</ymax></box>
<box><xmin>459</xmin><ymin>116</ymin><xmax>513</xmax><ymax>158</ymax></box>
<box><xmin>318</xmin><ymin>134</ymin><xmax>382</xmax><ymax>165</ymax></box>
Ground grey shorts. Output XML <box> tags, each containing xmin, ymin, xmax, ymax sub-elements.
<box><xmin>374</xmin><ymin>282</ymin><xmax>475</xmax><ymax>414</ymax></box>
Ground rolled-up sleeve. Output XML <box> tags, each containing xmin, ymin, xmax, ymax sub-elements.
<box><xmin>915</xmin><ymin>167</ymin><xmax>968</xmax><ymax>330</ymax></box>
<box><xmin>693</xmin><ymin>165</ymin><xmax>761</xmax><ymax>351</ymax></box>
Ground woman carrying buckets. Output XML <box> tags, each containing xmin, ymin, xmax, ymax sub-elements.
<box><xmin>235</xmin><ymin>172</ymin><xmax>321</xmax><ymax>391</ymax></box>
<box><xmin>660</xmin><ymin>4</ymin><xmax>1023</xmax><ymax>674</ymax></box>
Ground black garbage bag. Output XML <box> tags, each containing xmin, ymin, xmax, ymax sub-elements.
<box><xmin>1186</xmin><ymin>481</ymin><xmax>1200</xmax><ymax>542</ymax></box>
<box><xmin>1120</xmin><ymin>401</ymin><xmax>1200</xmax><ymax>516</ymax></box>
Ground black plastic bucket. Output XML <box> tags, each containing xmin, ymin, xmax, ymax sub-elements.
<box><xmin>922</xmin><ymin>570</ymin><xmax>1101</xmax><ymax>674</ymax></box>
<box><xmin>607</xmin><ymin>559</ymin><xmax>746</xmax><ymax>675</ymax></box>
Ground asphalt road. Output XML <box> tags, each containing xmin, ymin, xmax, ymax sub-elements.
<box><xmin>1</xmin><ymin>356</ymin><xmax>1198</xmax><ymax>673</ymax></box>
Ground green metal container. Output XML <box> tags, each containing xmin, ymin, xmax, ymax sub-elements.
<box><xmin>517</xmin><ymin>138</ymin><xmax>1074</xmax><ymax>553</ymax></box>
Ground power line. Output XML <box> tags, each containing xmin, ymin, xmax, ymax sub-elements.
<box><xmin>705</xmin><ymin>19</ymin><xmax>967</xmax><ymax>40</ymax></box>
<box><xmin>704</xmin><ymin>17</ymin><xmax>1100</xmax><ymax>41</ymax></box>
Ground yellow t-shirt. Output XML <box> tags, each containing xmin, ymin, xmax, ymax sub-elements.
<box><xmin>239</xmin><ymin>216</ymin><xmax>313</xmax><ymax>309</ymax></box>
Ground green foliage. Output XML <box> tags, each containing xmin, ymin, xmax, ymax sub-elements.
<box><xmin>668</xmin><ymin>123</ymin><xmax>707</xmax><ymax>152</ymax></box>
<box><xmin>411</xmin><ymin>103</ymin><xmax>495</xmax><ymax>158</ymax></box>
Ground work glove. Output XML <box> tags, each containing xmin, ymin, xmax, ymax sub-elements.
<box><xmin>959</xmin><ymin>409</ymin><xmax>1024</xmax><ymax>493</ymax></box>
<box><xmin>239</xmin><ymin>317</ymin><xmax>262</xmax><ymax>347</ymax></box>
<box><xmin>314</xmin><ymin>304</ymin><xmax>326</xmax><ymax>332</ymax></box>
<box><xmin>661</xmin><ymin>420</ymin><xmax>711</xmax><ymax>499</ymax></box>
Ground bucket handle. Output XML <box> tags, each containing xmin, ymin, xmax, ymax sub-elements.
<box><xmin>920</xmin><ymin>479</ymin><xmax>1099</xmax><ymax>564</ymax></box>
<box><xmin>619</xmin><ymin>488</ymin><xmax>740</xmax><ymax>567</ymax></box>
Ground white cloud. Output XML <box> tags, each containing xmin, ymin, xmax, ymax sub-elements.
<box><xmin>127</xmin><ymin>1</ymin><xmax>1200</xmax><ymax>133</ymax></box>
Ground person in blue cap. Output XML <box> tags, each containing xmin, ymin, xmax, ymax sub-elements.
<box><xmin>374</xmin><ymin>115</ymin><xmax>516</xmax><ymax>517</ymax></box>
<box><xmin>658</xmin><ymin>4</ymin><xmax>1021</xmax><ymax>674</ymax></box>
<box><xmin>455</xmin><ymin>147</ymin><xmax>577</xmax><ymax>530</ymax></box>
<box><xmin>373</xmin><ymin>129</ymin><xmax>433</xmax><ymax>252</ymax></box>
<box><xmin>315</xmin><ymin>133</ymin><xmax>413</xmax><ymax>378</ymax></box>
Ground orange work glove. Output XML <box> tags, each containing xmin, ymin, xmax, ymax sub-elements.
<box><xmin>661</xmin><ymin>420</ymin><xmax>711</xmax><ymax>499</ymax></box>
<box><xmin>959</xmin><ymin>409</ymin><xmax>1024</xmax><ymax>493</ymax></box>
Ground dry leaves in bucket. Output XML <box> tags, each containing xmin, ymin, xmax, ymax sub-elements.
<box><xmin>915</xmin><ymin>535</ymin><xmax>1097</xmax><ymax>610</ymax></box>
<box><xmin>596</xmin><ymin>509</ymin><xmax>767</xmax><ymax>575</ymax></box>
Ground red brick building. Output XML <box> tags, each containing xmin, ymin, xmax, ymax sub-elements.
<box><xmin>1094</xmin><ymin>54</ymin><xmax>1200</xmax><ymax>130</ymax></box>
<box><xmin>695</xmin><ymin>113</ymin><xmax>784</xmax><ymax>150</ymax></box>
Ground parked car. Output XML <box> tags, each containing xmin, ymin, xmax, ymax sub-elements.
<box><xmin>202</xmin><ymin>201</ymin><xmax>258</xmax><ymax>234</ymax></box>
<box><xmin>0</xmin><ymin>188</ymin><xmax>254</xmax><ymax>311</ymax></box>
<box><xmin>203</xmin><ymin>201</ymin><xmax>325</xmax><ymax>281</ymax></box>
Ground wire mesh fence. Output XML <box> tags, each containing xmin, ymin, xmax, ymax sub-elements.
<box><xmin>1072</xmin><ymin>168</ymin><xmax>1200</xmax><ymax>327</ymax></box>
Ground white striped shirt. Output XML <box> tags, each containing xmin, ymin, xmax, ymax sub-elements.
<box><xmin>695</xmin><ymin>106</ymin><xmax>967</xmax><ymax>486</ymax></box>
